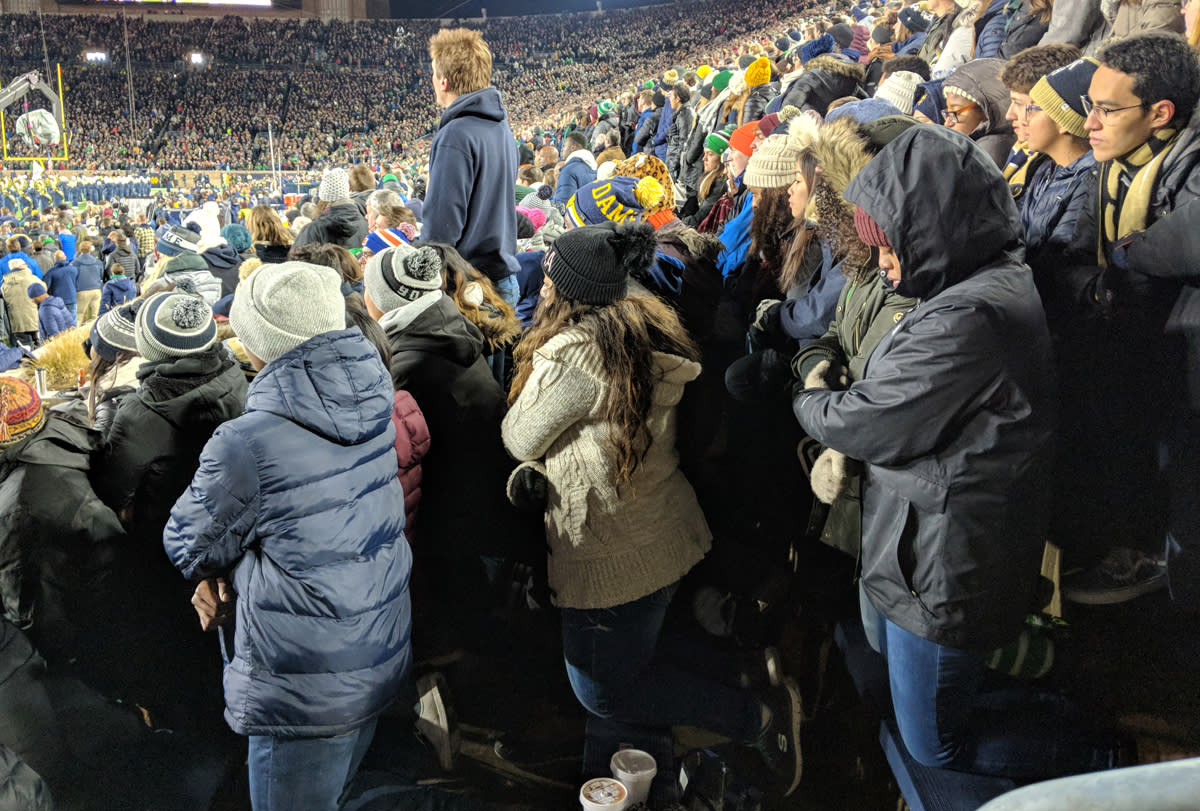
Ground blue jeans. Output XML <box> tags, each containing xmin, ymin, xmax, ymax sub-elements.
<box><xmin>488</xmin><ymin>274</ymin><xmax>519</xmax><ymax>386</ymax></box>
<box><xmin>247</xmin><ymin>719</ymin><xmax>376</xmax><ymax>811</ymax></box>
<box><xmin>561</xmin><ymin>582</ymin><xmax>762</xmax><ymax>777</ymax></box>
<box><xmin>878</xmin><ymin>615</ymin><xmax>1117</xmax><ymax>779</ymax></box>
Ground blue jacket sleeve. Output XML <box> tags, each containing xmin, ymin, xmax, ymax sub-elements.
<box><xmin>779</xmin><ymin>250</ymin><xmax>844</xmax><ymax>342</ymax></box>
<box><xmin>421</xmin><ymin>138</ymin><xmax>473</xmax><ymax>246</ymax></box>
<box><xmin>163</xmin><ymin>423</ymin><xmax>261</xmax><ymax>582</ymax></box>
<box><xmin>553</xmin><ymin>162</ymin><xmax>582</xmax><ymax>204</ymax></box>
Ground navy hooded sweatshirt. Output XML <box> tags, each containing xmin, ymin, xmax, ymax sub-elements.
<box><xmin>423</xmin><ymin>87</ymin><xmax>520</xmax><ymax>284</ymax></box>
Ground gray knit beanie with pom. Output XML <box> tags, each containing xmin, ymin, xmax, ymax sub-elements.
<box><xmin>135</xmin><ymin>291</ymin><xmax>218</xmax><ymax>362</ymax></box>
<box><xmin>363</xmin><ymin>244</ymin><xmax>444</xmax><ymax>314</ymax></box>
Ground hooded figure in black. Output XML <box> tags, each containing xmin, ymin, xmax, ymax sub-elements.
<box><xmin>793</xmin><ymin>127</ymin><xmax>1121</xmax><ymax>779</ymax></box>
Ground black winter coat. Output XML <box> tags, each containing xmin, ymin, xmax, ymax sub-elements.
<box><xmin>383</xmin><ymin>293</ymin><xmax>524</xmax><ymax>558</ymax></box>
<box><xmin>779</xmin><ymin>56</ymin><xmax>866</xmax><ymax>116</ymax></box>
<box><xmin>93</xmin><ymin>346</ymin><xmax>247</xmax><ymax>543</ymax></box>
<box><xmin>292</xmin><ymin>199</ymin><xmax>369</xmax><ymax>253</ymax></box>
<box><xmin>0</xmin><ymin>414</ymin><xmax>125</xmax><ymax>662</ymax></box>
<box><xmin>794</xmin><ymin>126</ymin><xmax>1055</xmax><ymax>651</ymax></box>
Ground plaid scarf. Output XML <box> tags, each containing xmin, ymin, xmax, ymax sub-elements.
<box><xmin>1098</xmin><ymin>127</ymin><xmax>1179</xmax><ymax>265</ymax></box>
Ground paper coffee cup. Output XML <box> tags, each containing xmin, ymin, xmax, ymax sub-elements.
<box><xmin>610</xmin><ymin>748</ymin><xmax>657</xmax><ymax>806</ymax></box>
<box><xmin>580</xmin><ymin>776</ymin><xmax>629</xmax><ymax>811</ymax></box>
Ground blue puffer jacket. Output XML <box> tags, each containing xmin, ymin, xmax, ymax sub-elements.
<box><xmin>1018</xmin><ymin>151</ymin><xmax>1098</xmax><ymax>270</ymax></box>
<box><xmin>163</xmin><ymin>328</ymin><xmax>412</xmax><ymax>737</ymax></box>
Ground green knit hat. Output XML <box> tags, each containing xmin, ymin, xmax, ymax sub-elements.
<box><xmin>712</xmin><ymin>70</ymin><xmax>733</xmax><ymax>93</ymax></box>
<box><xmin>705</xmin><ymin>126</ymin><xmax>734</xmax><ymax>155</ymax></box>
<box><xmin>642</xmin><ymin>80</ymin><xmax>654</xmax><ymax>90</ymax></box>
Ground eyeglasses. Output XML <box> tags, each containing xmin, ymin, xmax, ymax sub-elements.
<box><xmin>1080</xmin><ymin>95</ymin><xmax>1146</xmax><ymax>122</ymax></box>
<box><xmin>1023</xmin><ymin>103</ymin><xmax>1043</xmax><ymax>120</ymax></box>
<box><xmin>942</xmin><ymin>102</ymin><xmax>977</xmax><ymax>125</ymax></box>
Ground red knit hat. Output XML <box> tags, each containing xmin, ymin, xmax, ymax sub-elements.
<box><xmin>854</xmin><ymin>206</ymin><xmax>891</xmax><ymax>247</ymax></box>
<box><xmin>728</xmin><ymin>120</ymin><xmax>761</xmax><ymax>157</ymax></box>
<box><xmin>0</xmin><ymin>376</ymin><xmax>47</xmax><ymax>448</ymax></box>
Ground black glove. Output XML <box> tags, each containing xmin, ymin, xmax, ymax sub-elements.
<box><xmin>506</xmin><ymin>461</ymin><xmax>548</xmax><ymax>514</ymax></box>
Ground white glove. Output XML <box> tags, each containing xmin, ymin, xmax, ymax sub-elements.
<box><xmin>811</xmin><ymin>446</ymin><xmax>850</xmax><ymax>505</ymax></box>
<box><xmin>804</xmin><ymin>359</ymin><xmax>831</xmax><ymax>390</ymax></box>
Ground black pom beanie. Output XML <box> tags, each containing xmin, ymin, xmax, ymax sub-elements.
<box><xmin>545</xmin><ymin>222</ymin><xmax>657</xmax><ymax>305</ymax></box>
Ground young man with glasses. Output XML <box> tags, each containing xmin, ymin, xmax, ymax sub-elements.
<box><xmin>941</xmin><ymin>58</ymin><xmax>1017</xmax><ymax>166</ymax></box>
<box><xmin>1059</xmin><ymin>31</ymin><xmax>1200</xmax><ymax>610</ymax></box>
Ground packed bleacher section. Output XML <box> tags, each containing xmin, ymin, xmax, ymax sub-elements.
<box><xmin>2</xmin><ymin>1</ymin><xmax>1200</xmax><ymax>810</ymax></box>
<box><xmin>0</xmin><ymin>0</ymin><xmax>811</xmax><ymax>171</ymax></box>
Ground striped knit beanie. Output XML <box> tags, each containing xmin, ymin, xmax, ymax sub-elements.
<box><xmin>0</xmin><ymin>376</ymin><xmax>47</xmax><ymax>448</ymax></box>
<box><xmin>90</xmin><ymin>300</ymin><xmax>143</xmax><ymax>363</ymax></box>
<box><xmin>135</xmin><ymin>291</ymin><xmax>218</xmax><ymax>362</ymax></box>
<box><xmin>705</xmin><ymin>126</ymin><xmax>734</xmax><ymax>156</ymax></box>
<box><xmin>364</xmin><ymin>227</ymin><xmax>410</xmax><ymax>255</ymax></box>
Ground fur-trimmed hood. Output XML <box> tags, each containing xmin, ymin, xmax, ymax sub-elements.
<box><xmin>804</xmin><ymin>54</ymin><xmax>867</xmax><ymax>82</ymax></box>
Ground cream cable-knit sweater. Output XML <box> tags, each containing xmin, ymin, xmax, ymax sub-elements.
<box><xmin>501</xmin><ymin>327</ymin><xmax>712</xmax><ymax>610</ymax></box>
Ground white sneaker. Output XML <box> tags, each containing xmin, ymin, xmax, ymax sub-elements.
<box><xmin>414</xmin><ymin>672</ymin><xmax>459</xmax><ymax>771</ymax></box>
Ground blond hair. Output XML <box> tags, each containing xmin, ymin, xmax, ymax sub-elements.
<box><xmin>429</xmin><ymin>28</ymin><xmax>492</xmax><ymax>96</ymax></box>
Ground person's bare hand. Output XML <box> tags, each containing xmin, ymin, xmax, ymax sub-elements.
<box><xmin>192</xmin><ymin>577</ymin><xmax>236</xmax><ymax>632</ymax></box>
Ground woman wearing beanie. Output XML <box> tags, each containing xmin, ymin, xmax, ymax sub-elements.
<box><xmin>681</xmin><ymin>129</ymin><xmax>731</xmax><ymax>229</ymax></box>
<box><xmin>165</xmin><ymin>261</ymin><xmax>412</xmax><ymax>811</ymax></box>
<box><xmin>942</xmin><ymin>58</ymin><xmax>1017</xmax><ymax>167</ymax></box>
<box><xmin>80</xmin><ymin>301</ymin><xmax>144</xmax><ymax>433</ymax></box>
<box><xmin>363</xmin><ymin>243</ymin><xmax>525</xmax><ymax>661</ymax></box>
<box><xmin>94</xmin><ymin>291</ymin><xmax>247</xmax><ymax>548</ymax></box>
<box><xmin>502</xmin><ymin>222</ymin><xmax>804</xmax><ymax>797</ymax></box>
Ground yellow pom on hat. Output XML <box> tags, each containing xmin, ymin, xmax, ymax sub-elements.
<box><xmin>745</xmin><ymin>56</ymin><xmax>772</xmax><ymax>88</ymax></box>
<box><xmin>697</xmin><ymin>65</ymin><xmax>713</xmax><ymax>79</ymax></box>
<box><xmin>633</xmin><ymin>176</ymin><xmax>666</xmax><ymax>210</ymax></box>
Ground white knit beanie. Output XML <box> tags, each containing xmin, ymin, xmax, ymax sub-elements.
<box><xmin>742</xmin><ymin>116</ymin><xmax>821</xmax><ymax>189</ymax></box>
<box><xmin>229</xmin><ymin>261</ymin><xmax>346</xmax><ymax>364</ymax></box>
<box><xmin>318</xmin><ymin>168</ymin><xmax>351</xmax><ymax>203</ymax></box>
<box><xmin>363</xmin><ymin>244</ymin><xmax>443</xmax><ymax>314</ymax></box>
<box><xmin>875</xmin><ymin>70</ymin><xmax>921</xmax><ymax>116</ymax></box>
<box><xmin>135</xmin><ymin>291</ymin><xmax>218</xmax><ymax>362</ymax></box>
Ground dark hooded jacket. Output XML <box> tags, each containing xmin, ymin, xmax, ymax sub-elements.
<box><xmin>0</xmin><ymin>414</ymin><xmax>125</xmax><ymax>663</ymax></box>
<box><xmin>423</xmin><ymin>87</ymin><xmax>520</xmax><ymax>283</ymax></box>
<box><xmin>291</xmin><ymin>200</ymin><xmax>370</xmax><ymax>257</ymax></box>
<box><xmin>780</xmin><ymin>55</ymin><xmax>867</xmax><ymax>115</ymax></box>
<box><xmin>163</xmin><ymin>329</ymin><xmax>412</xmax><ymax>737</ymax></box>
<box><xmin>793</xmin><ymin>126</ymin><xmax>1055</xmax><ymax>651</ymax></box>
<box><xmin>942</xmin><ymin>58</ymin><xmax>1016</xmax><ymax>167</ymax></box>
<box><xmin>93</xmin><ymin>345</ymin><xmax>248</xmax><ymax>543</ymax></box>
<box><xmin>382</xmin><ymin>293</ymin><xmax>521</xmax><ymax>558</ymax></box>
<box><xmin>200</xmin><ymin>241</ymin><xmax>244</xmax><ymax>299</ymax></box>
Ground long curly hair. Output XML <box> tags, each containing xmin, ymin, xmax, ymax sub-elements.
<box><xmin>417</xmin><ymin>241</ymin><xmax>521</xmax><ymax>353</ymax></box>
<box><xmin>510</xmin><ymin>291</ymin><xmax>699</xmax><ymax>486</ymax></box>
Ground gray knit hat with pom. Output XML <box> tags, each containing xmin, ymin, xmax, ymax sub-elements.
<box><xmin>135</xmin><ymin>291</ymin><xmax>218</xmax><ymax>362</ymax></box>
<box><xmin>363</xmin><ymin>244</ymin><xmax>444</xmax><ymax>314</ymax></box>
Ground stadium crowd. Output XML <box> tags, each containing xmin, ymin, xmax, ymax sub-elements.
<box><xmin>2</xmin><ymin>0</ymin><xmax>1200</xmax><ymax>809</ymax></box>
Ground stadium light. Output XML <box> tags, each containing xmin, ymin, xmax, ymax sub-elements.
<box><xmin>190</xmin><ymin>52</ymin><xmax>205</xmax><ymax>65</ymax></box>
<box><xmin>85</xmin><ymin>51</ymin><xmax>108</xmax><ymax>63</ymax></box>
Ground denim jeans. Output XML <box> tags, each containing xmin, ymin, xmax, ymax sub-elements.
<box><xmin>488</xmin><ymin>274</ymin><xmax>520</xmax><ymax>386</ymax></box>
<box><xmin>247</xmin><ymin>719</ymin><xmax>376</xmax><ymax>811</ymax></box>
<box><xmin>560</xmin><ymin>581</ymin><xmax>762</xmax><ymax>776</ymax></box>
<box><xmin>877</xmin><ymin>614</ymin><xmax>1117</xmax><ymax>779</ymax></box>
